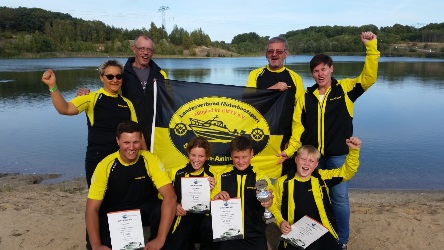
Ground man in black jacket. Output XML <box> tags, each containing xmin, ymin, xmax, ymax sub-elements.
<box><xmin>122</xmin><ymin>35</ymin><xmax>168</xmax><ymax>150</ymax></box>
<box><xmin>77</xmin><ymin>35</ymin><xmax>168</xmax><ymax>150</ymax></box>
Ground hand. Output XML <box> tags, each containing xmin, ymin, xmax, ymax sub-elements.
<box><xmin>276</xmin><ymin>151</ymin><xmax>288</xmax><ymax>165</ymax></box>
<box><xmin>145</xmin><ymin>237</ymin><xmax>165</xmax><ymax>250</ymax></box>
<box><xmin>213</xmin><ymin>191</ymin><xmax>230</xmax><ymax>201</ymax></box>
<box><xmin>280</xmin><ymin>220</ymin><xmax>292</xmax><ymax>235</ymax></box>
<box><xmin>176</xmin><ymin>203</ymin><xmax>186</xmax><ymax>216</ymax></box>
<box><xmin>41</xmin><ymin>69</ymin><xmax>56</xmax><ymax>88</ymax></box>
<box><xmin>76</xmin><ymin>87</ymin><xmax>91</xmax><ymax>96</ymax></box>
<box><xmin>90</xmin><ymin>243</ymin><xmax>111</xmax><ymax>250</ymax></box>
<box><xmin>207</xmin><ymin>176</ymin><xmax>216</xmax><ymax>190</ymax></box>
<box><xmin>260</xmin><ymin>189</ymin><xmax>274</xmax><ymax>208</ymax></box>
<box><xmin>268</xmin><ymin>81</ymin><xmax>289</xmax><ymax>92</ymax></box>
<box><xmin>346</xmin><ymin>137</ymin><xmax>362</xmax><ymax>149</ymax></box>
<box><xmin>361</xmin><ymin>31</ymin><xmax>377</xmax><ymax>43</ymax></box>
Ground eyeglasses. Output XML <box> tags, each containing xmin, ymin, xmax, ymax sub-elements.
<box><xmin>134</xmin><ymin>46</ymin><xmax>154</xmax><ymax>53</ymax></box>
<box><xmin>266</xmin><ymin>49</ymin><xmax>286</xmax><ymax>55</ymax></box>
<box><xmin>104</xmin><ymin>74</ymin><xmax>123</xmax><ymax>80</ymax></box>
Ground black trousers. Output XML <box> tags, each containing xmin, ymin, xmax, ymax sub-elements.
<box><xmin>86</xmin><ymin>198</ymin><xmax>162</xmax><ymax>249</ymax></box>
<box><xmin>278</xmin><ymin>231</ymin><xmax>339</xmax><ymax>250</ymax></box>
<box><xmin>215</xmin><ymin>236</ymin><xmax>268</xmax><ymax>250</ymax></box>
<box><xmin>164</xmin><ymin>213</ymin><xmax>213</xmax><ymax>250</ymax></box>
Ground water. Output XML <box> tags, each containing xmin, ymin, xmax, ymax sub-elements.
<box><xmin>1</xmin><ymin>56</ymin><xmax>444</xmax><ymax>190</ymax></box>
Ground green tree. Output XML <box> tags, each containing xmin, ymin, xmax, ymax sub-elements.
<box><xmin>190</xmin><ymin>28</ymin><xmax>211</xmax><ymax>46</ymax></box>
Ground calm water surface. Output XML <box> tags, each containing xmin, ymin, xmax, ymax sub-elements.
<box><xmin>1</xmin><ymin>56</ymin><xmax>443</xmax><ymax>190</ymax></box>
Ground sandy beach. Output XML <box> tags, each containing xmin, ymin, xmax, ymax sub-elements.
<box><xmin>0</xmin><ymin>173</ymin><xmax>443</xmax><ymax>250</ymax></box>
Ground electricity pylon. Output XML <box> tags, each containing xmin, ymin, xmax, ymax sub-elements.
<box><xmin>158</xmin><ymin>6</ymin><xmax>170</xmax><ymax>29</ymax></box>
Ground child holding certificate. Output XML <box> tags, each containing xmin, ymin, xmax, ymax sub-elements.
<box><xmin>165</xmin><ymin>137</ymin><xmax>216</xmax><ymax>250</ymax></box>
<box><xmin>212</xmin><ymin>135</ymin><xmax>274</xmax><ymax>250</ymax></box>
<box><xmin>268</xmin><ymin>137</ymin><xmax>362</xmax><ymax>250</ymax></box>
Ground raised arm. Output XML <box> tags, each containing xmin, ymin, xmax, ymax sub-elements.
<box><xmin>41</xmin><ymin>69</ymin><xmax>79</xmax><ymax>115</ymax></box>
<box><xmin>357</xmin><ymin>31</ymin><xmax>380</xmax><ymax>90</ymax></box>
<box><xmin>320</xmin><ymin>137</ymin><xmax>362</xmax><ymax>182</ymax></box>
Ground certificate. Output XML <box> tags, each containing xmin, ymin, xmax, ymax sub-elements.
<box><xmin>280</xmin><ymin>215</ymin><xmax>328</xmax><ymax>249</ymax></box>
<box><xmin>107</xmin><ymin>209</ymin><xmax>145</xmax><ymax>250</ymax></box>
<box><xmin>211</xmin><ymin>198</ymin><xmax>243</xmax><ymax>242</ymax></box>
<box><xmin>181</xmin><ymin>177</ymin><xmax>210</xmax><ymax>213</ymax></box>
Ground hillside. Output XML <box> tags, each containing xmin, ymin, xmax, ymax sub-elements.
<box><xmin>1</xmin><ymin>7</ymin><xmax>444</xmax><ymax>58</ymax></box>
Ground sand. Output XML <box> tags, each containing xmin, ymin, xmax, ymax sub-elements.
<box><xmin>0</xmin><ymin>173</ymin><xmax>443</xmax><ymax>250</ymax></box>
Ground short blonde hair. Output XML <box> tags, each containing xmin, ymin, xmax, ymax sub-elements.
<box><xmin>98</xmin><ymin>59</ymin><xmax>123</xmax><ymax>76</ymax></box>
<box><xmin>296</xmin><ymin>145</ymin><xmax>321</xmax><ymax>162</ymax></box>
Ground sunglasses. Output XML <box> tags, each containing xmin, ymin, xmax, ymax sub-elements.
<box><xmin>266</xmin><ymin>49</ymin><xmax>286</xmax><ymax>55</ymax></box>
<box><xmin>104</xmin><ymin>74</ymin><xmax>123</xmax><ymax>80</ymax></box>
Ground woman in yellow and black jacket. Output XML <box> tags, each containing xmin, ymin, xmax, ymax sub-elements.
<box><xmin>283</xmin><ymin>32</ymin><xmax>379</xmax><ymax>158</ymax></box>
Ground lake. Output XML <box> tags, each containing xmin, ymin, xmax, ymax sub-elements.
<box><xmin>1</xmin><ymin>56</ymin><xmax>444</xmax><ymax>190</ymax></box>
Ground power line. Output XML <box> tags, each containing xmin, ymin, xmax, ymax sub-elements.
<box><xmin>158</xmin><ymin>6</ymin><xmax>170</xmax><ymax>30</ymax></box>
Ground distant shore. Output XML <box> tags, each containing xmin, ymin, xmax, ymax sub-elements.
<box><xmin>1</xmin><ymin>173</ymin><xmax>443</xmax><ymax>249</ymax></box>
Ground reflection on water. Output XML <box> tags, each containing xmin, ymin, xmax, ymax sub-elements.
<box><xmin>1</xmin><ymin>57</ymin><xmax>444</xmax><ymax>189</ymax></box>
<box><xmin>168</xmin><ymin>68</ymin><xmax>211</xmax><ymax>83</ymax></box>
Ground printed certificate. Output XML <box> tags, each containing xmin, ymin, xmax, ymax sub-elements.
<box><xmin>211</xmin><ymin>198</ymin><xmax>243</xmax><ymax>242</ymax></box>
<box><xmin>280</xmin><ymin>215</ymin><xmax>328</xmax><ymax>249</ymax></box>
<box><xmin>107</xmin><ymin>209</ymin><xmax>145</xmax><ymax>250</ymax></box>
<box><xmin>181</xmin><ymin>177</ymin><xmax>211</xmax><ymax>213</ymax></box>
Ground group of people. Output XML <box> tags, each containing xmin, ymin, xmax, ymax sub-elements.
<box><xmin>41</xmin><ymin>31</ymin><xmax>379</xmax><ymax>250</ymax></box>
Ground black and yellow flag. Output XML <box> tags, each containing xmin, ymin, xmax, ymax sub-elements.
<box><xmin>152</xmin><ymin>79</ymin><xmax>289</xmax><ymax>179</ymax></box>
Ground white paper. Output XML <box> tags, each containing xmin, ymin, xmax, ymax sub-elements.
<box><xmin>280</xmin><ymin>215</ymin><xmax>328</xmax><ymax>249</ymax></box>
<box><xmin>107</xmin><ymin>209</ymin><xmax>145</xmax><ymax>250</ymax></box>
<box><xmin>181</xmin><ymin>177</ymin><xmax>211</xmax><ymax>213</ymax></box>
<box><xmin>211</xmin><ymin>198</ymin><xmax>243</xmax><ymax>242</ymax></box>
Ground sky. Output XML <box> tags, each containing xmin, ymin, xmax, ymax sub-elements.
<box><xmin>2</xmin><ymin>0</ymin><xmax>443</xmax><ymax>42</ymax></box>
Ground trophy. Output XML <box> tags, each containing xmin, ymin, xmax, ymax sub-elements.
<box><xmin>255</xmin><ymin>179</ymin><xmax>274</xmax><ymax>223</ymax></box>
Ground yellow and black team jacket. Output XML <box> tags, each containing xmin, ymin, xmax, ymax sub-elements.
<box><xmin>169</xmin><ymin>162</ymin><xmax>214</xmax><ymax>232</ymax></box>
<box><xmin>70</xmin><ymin>87</ymin><xmax>138</xmax><ymax>153</ymax></box>
<box><xmin>268</xmin><ymin>148</ymin><xmax>360</xmax><ymax>240</ymax></box>
<box><xmin>211</xmin><ymin>165</ymin><xmax>275</xmax><ymax>239</ymax></box>
<box><xmin>246</xmin><ymin>66</ymin><xmax>305</xmax><ymax>144</ymax></box>
<box><xmin>88</xmin><ymin>150</ymin><xmax>172</xmax><ymax>212</ymax></box>
<box><xmin>284</xmin><ymin>39</ymin><xmax>380</xmax><ymax>157</ymax></box>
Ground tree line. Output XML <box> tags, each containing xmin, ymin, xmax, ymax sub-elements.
<box><xmin>0</xmin><ymin>7</ymin><xmax>443</xmax><ymax>58</ymax></box>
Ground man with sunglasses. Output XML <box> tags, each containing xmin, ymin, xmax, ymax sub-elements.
<box><xmin>246</xmin><ymin>37</ymin><xmax>305</xmax><ymax>178</ymax></box>
<box><xmin>42</xmin><ymin>60</ymin><xmax>141</xmax><ymax>187</ymax></box>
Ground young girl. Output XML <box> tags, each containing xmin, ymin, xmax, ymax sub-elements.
<box><xmin>165</xmin><ymin>137</ymin><xmax>215</xmax><ymax>250</ymax></box>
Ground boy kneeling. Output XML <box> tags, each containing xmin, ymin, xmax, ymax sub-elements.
<box><xmin>269</xmin><ymin>137</ymin><xmax>361</xmax><ymax>250</ymax></box>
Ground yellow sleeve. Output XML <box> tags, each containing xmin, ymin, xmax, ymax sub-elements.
<box><xmin>169</xmin><ymin>166</ymin><xmax>180</xmax><ymax>183</ymax></box>
<box><xmin>246</xmin><ymin>67</ymin><xmax>264</xmax><ymax>88</ymax></box>
<box><xmin>319</xmin><ymin>148</ymin><xmax>360</xmax><ymax>181</ymax></box>
<box><xmin>342</xmin><ymin>39</ymin><xmax>380</xmax><ymax>92</ymax></box>
<box><xmin>284</xmin><ymin>95</ymin><xmax>305</xmax><ymax>157</ymax></box>
<box><xmin>268</xmin><ymin>176</ymin><xmax>285</xmax><ymax>227</ymax></box>
<box><xmin>122</xmin><ymin>96</ymin><xmax>138</xmax><ymax>122</ymax></box>
<box><xmin>288</xmin><ymin>70</ymin><xmax>305</xmax><ymax>103</ymax></box>
<box><xmin>69</xmin><ymin>92</ymin><xmax>92</xmax><ymax>113</ymax></box>
<box><xmin>87</xmin><ymin>153</ymin><xmax>117</xmax><ymax>200</ymax></box>
<box><xmin>142</xmin><ymin>151</ymin><xmax>172</xmax><ymax>189</ymax></box>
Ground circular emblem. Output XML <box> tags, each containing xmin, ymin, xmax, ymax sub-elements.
<box><xmin>169</xmin><ymin>97</ymin><xmax>270</xmax><ymax>165</ymax></box>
